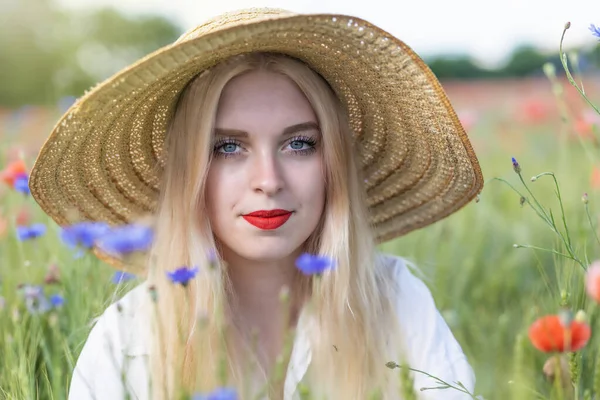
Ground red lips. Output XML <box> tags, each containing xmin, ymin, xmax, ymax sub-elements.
<box><xmin>242</xmin><ymin>209</ymin><xmax>292</xmax><ymax>230</ymax></box>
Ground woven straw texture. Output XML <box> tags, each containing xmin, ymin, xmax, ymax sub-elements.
<box><xmin>30</xmin><ymin>8</ymin><xmax>484</xmax><ymax>267</ymax></box>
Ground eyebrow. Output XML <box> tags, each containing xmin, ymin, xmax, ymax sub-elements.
<box><xmin>214</xmin><ymin>121</ymin><xmax>320</xmax><ymax>138</ymax></box>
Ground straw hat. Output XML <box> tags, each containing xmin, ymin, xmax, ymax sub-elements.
<box><xmin>29</xmin><ymin>7</ymin><xmax>483</xmax><ymax>263</ymax></box>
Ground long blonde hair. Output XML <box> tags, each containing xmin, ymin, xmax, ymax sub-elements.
<box><xmin>147</xmin><ymin>52</ymin><xmax>403</xmax><ymax>399</ymax></box>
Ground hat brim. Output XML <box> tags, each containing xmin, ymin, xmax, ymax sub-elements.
<box><xmin>30</xmin><ymin>11</ymin><xmax>483</xmax><ymax>271</ymax></box>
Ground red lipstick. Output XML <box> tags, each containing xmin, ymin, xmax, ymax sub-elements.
<box><xmin>242</xmin><ymin>209</ymin><xmax>292</xmax><ymax>230</ymax></box>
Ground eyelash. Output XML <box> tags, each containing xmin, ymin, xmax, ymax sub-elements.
<box><xmin>212</xmin><ymin>136</ymin><xmax>318</xmax><ymax>159</ymax></box>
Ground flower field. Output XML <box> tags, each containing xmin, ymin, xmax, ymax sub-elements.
<box><xmin>2</xmin><ymin>38</ymin><xmax>600</xmax><ymax>399</ymax></box>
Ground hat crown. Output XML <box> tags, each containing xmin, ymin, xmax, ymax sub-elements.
<box><xmin>175</xmin><ymin>8</ymin><xmax>296</xmax><ymax>44</ymax></box>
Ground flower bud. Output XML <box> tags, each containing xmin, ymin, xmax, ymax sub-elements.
<box><xmin>207</xmin><ymin>249</ymin><xmax>218</xmax><ymax>269</ymax></box>
<box><xmin>385</xmin><ymin>361</ymin><xmax>399</xmax><ymax>369</ymax></box>
<box><xmin>512</xmin><ymin>157</ymin><xmax>521</xmax><ymax>174</ymax></box>
<box><xmin>543</xmin><ymin>63</ymin><xmax>556</xmax><ymax>80</ymax></box>
<box><xmin>575</xmin><ymin>310</ymin><xmax>587</xmax><ymax>323</ymax></box>
<box><xmin>148</xmin><ymin>284</ymin><xmax>158</xmax><ymax>302</ymax></box>
<box><xmin>560</xmin><ymin>289</ymin><xmax>569</xmax><ymax>305</ymax></box>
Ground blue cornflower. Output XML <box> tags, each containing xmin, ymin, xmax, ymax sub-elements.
<box><xmin>26</xmin><ymin>296</ymin><xmax>51</xmax><ymax>314</ymax></box>
<box><xmin>192</xmin><ymin>387</ymin><xmax>238</xmax><ymax>400</ymax></box>
<box><xmin>21</xmin><ymin>285</ymin><xmax>51</xmax><ymax>314</ymax></box>
<box><xmin>166</xmin><ymin>266</ymin><xmax>200</xmax><ymax>287</ymax></box>
<box><xmin>112</xmin><ymin>271</ymin><xmax>136</xmax><ymax>284</ymax></box>
<box><xmin>16</xmin><ymin>223</ymin><xmax>46</xmax><ymax>241</ymax></box>
<box><xmin>20</xmin><ymin>286</ymin><xmax>65</xmax><ymax>313</ymax></box>
<box><xmin>96</xmin><ymin>224</ymin><xmax>154</xmax><ymax>256</ymax></box>
<box><xmin>295</xmin><ymin>253</ymin><xmax>336</xmax><ymax>276</ymax></box>
<box><xmin>589</xmin><ymin>24</ymin><xmax>600</xmax><ymax>39</ymax></box>
<box><xmin>511</xmin><ymin>157</ymin><xmax>521</xmax><ymax>174</ymax></box>
<box><xmin>13</xmin><ymin>174</ymin><xmax>29</xmax><ymax>195</ymax></box>
<box><xmin>60</xmin><ymin>221</ymin><xmax>111</xmax><ymax>249</ymax></box>
<box><xmin>206</xmin><ymin>249</ymin><xmax>219</xmax><ymax>269</ymax></box>
<box><xmin>49</xmin><ymin>294</ymin><xmax>65</xmax><ymax>308</ymax></box>
<box><xmin>21</xmin><ymin>284</ymin><xmax>44</xmax><ymax>298</ymax></box>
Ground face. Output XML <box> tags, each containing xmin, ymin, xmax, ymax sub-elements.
<box><xmin>206</xmin><ymin>69</ymin><xmax>326</xmax><ymax>264</ymax></box>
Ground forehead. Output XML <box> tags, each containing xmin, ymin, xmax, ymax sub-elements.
<box><xmin>215</xmin><ymin>70</ymin><xmax>317</xmax><ymax>131</ymax></box>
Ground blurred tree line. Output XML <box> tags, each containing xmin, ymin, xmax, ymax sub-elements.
<box><xmin>0</xmin><ymin>0</ymin><xmax>182</xmax><ymax>108</ymax></box>
<box><xmin>425</xmin><ymin>44</ymin><xmax>600</xmax><ymax>80</ymax></box>
<box><xmin>1</xmin><ymin>0</ymin><xmax>599</xmax><ymax>108</ymax></box>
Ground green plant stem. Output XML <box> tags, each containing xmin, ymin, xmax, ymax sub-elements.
<box><xmin>585</xmin><ymin>203</ymin><xmax>600</xmax><ymax>249</ymax></box>
<box><xmin>530</xmin><ymin>172</ymin><xmax>580</xmax><ymax>265</ymax></box>
<box><xmin>514</xmin><ymin>244</ymin><xmax>583</xmax><ymax>268</ymax></box>
<box><xmin>517</xmin><ymin>173</ymin><xmax>554</xmax><ymax>224</ymax></box>
<box><xmin>559</xmin><ymin>25</ymin><xmax>600</xmax><ymax>115</ymax></box>
<box><xmin>408</xmin><ymin>367</ymin><xmax>478</xmax><ymax>399</ymax></box>
<box><xmin>549</xmin><ymin>173</ymin><xmax>572</xmax><ymax>249</ymax></box>
<box><xmin>386</xmin><ymin>362</ymin><xmax>479</xmax><ymax>399</ymax></box>
<box><xmin>492</xmin><ymin>174</ymin><xmax>586</xmax><ymax>269</ymax></box>
<box><xmin>490</xmin><ymin>178</ymin><xmax>551</xmax><ymax>225</ymax></box>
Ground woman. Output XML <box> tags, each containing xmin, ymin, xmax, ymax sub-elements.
<box><xmin>29</xmin><ymin>8</ymin><xmax>483</xmax><ymax>400</ymax></box>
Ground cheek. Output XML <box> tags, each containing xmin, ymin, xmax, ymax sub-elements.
<box><xmin>204</xmin><ymin>173</ymin><xmax>218</xmax><ymax>222</ymax></box>
<box><xmin>295</xmin><ymin>158</ymin><xmax>326</xmax><ymax>208</ymax></box>
<box><xmin>205</xmin><ymin>163</ymin><xmax>238</xmax><ymax>218</ymax></box>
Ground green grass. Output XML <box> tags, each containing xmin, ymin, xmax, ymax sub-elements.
<box><xmin>0</xmin><ymin>192</ymin><xmax>138</xmax><ymax>399</ymax></box>
<box><xmin>380</xmin><ymin>109</ymin><xmax>600</xmax><ymax>399</ymax></box>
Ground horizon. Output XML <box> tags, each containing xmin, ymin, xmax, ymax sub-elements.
<box><xmin>56</xmin><ymin>0</ymin><xmax>600</xmax><ymax>68</ymax></box>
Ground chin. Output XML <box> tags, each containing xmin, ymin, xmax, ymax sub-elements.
<box><xmin>231</xmin><ymin>236</ymin><xmax>304</xmax><ymax>262</ymax></box>
<box><xmin>237</xmin><ymin>247</ymin><xmax>296</xmax><ymax>262</ymax></box>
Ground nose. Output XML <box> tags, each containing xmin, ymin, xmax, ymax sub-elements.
<box><xmin>249</xmin><ymin>151</ymin><xmax>284</xmax><ymax>195</ymax></box>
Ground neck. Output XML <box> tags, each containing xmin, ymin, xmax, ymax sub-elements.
<box><xmin>221</xmin><ymin>248</ymin><xmax>309</xmax><ymax>374</ymax></box>
<box><xmin>224</xmin><ymin>249</ymin><xmax>305</xmax><ymax>326</ymax></box>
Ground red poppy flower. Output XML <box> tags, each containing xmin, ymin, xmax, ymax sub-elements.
<box><xmin>15</xmin><ymin>207</ymin><xmax>31</xmax><ymax>226</ymax></box>
<box><xmin>575</xmin><ymin>118</ymin><xmax>594</xmax><ymax>139</ymax></box>
<box><xmin>528</xmin><ymin>315</ymin><xmax>591</xmax><ymax>353</ymax></box>
<box><xmin>0</xmin><ymin>159</ymin><xmax>28</xmax><ymax>187</ymax></box>
<box><xmin>520</xmin><ymin>99</ymin><xmax>552</xmax><ymax>123</ymax></box>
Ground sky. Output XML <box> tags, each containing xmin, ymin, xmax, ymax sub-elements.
<box><xmin>57</xmin><ymin>0</ymin><xmax>600</xmax><ymax>68</ymax></box>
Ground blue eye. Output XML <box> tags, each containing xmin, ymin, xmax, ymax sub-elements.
<box><xmin>213</xmin><ymin>136</ymin><xmax>318</xmax><ymax>158</ymax></box>
<box><xmin>221</xmin><ymin>143</ymin><xmax>238</xmax><ymax>153</ymax></box>
<box><xmin>213</xmin><ymin>139</ymin><xmax>242</xmax><ymax>157</ymax></box>
<box><xmin>286</xmin><ymin>136</ymin><xmax>318</xmax><ymax>155</ymax></box>
<box><xmin>289</xmin><ymin>140</ymin><xmax>307</xmax><ymax>150</ymax></box>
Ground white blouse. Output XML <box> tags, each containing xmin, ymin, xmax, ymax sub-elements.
<box><xmin>68</xmin><ymin>254</ymin><xmax>476</xmax><ymax>399</ymax></box>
